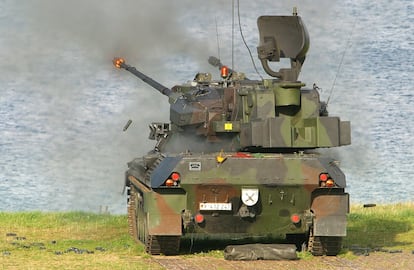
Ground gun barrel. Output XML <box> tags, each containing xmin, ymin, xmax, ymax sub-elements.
<box><xmin>208</xmin><ymin>56</ymin><xmax>249</xmax><ymax>80</ymax></box>
<box><xmin>113</xmin><ymin>58</ymin><xmax>172</xmax><ymax>96</ymax></box>
<box><xmin>208</xmin><ymin>56</ymin><xmax>235</xmax><ymax>73</ymax></box>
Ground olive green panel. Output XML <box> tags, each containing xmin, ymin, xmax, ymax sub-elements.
<box><xmin>292</xmin><ymin>118</ymin><xmax>317</xmax><ymax>147</ymax></box>
<box><xmin>239</xmin><ymin>115</ymin><xmax>349</xmax><ymax>148</ymax></box>
<box><xmin>284</xmin><ymin>158</ymin><xmax>308</xmax><ymax>181</ymax></box>
<box><xmin>179</xmin><ymin>153</ymin><xmax>323</xmax><ymax>186</ymax></box>
<box><xmin>240</xmin><ymin>121</ymin><xmax>262</xmax><ymax>147</ymax></box>
<box><xmin>143</xmin><ymin>191</ymin><xmax>187</xmax><ymax>235</ymax></box>
<box><xmin>143</xmin><ymin>191</ymin><xmax>187</xmax><ymax>213</ymax></box>
<box><xmin>316</xmin><ymin>117</ymin><xmax>340</xmax><ymax>147</ymax></box>
<box><xmin>274</xmin><ymin>86</ymin><xmax>300</xmax><ymax>106</ymax></box>
<box><xmin>340</xmin><ymin>121</ymin><xmax>351</xmax><ymax>145</ymax></box>
<box><xmin>292</xmin><ymin>117</ymin><xmax>350</xmax><ymax>147</ymax></box>
<box><xmin>267</xmin><ymin>117</ymin><xmax>292</xmax><ymax>147</ymax></box>
<box><xmin>253</xmin><ymin>90</ymin><xmax>276</xmax><ymax>119</ymax></box>
<box><xmin>240</xmin><ymin>118</ymin><xmax>291</xmax><ymax>147</ymax></box>
<box><xmin>299</xmin><ymin>89</ymin><xmax>320</xmax><ymax>118</ymax></box>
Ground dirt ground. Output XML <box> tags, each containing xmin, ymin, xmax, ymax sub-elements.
<box><xmin>152</xmin><ymin>251</ymin><xmax>414</xmax><ymax>270</ymax></box>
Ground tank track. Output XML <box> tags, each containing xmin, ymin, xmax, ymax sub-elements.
<box><xmin>127</xmin><ymin>186</ymin><xmax>138</xmax><ymax>240</ymax></box>
<box><xmin>145</xmin><ymin>235</ymin><xmax>181</xmax><ymax>255</ymax></box>
<box><xmin>308</xmin><ymin>229</ymin><xmax>342</xmax><ymax>256</ymax></box>
<box><xmin>127</xmin><ymin>184</ymin><xmax>180</xmax><ymax>255</ymax></box>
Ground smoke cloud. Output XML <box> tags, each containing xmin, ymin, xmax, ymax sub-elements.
<box><xmin>20</xmin><ymin>1</ymin><xmax>223</xmax><ymax>69</ymax></box>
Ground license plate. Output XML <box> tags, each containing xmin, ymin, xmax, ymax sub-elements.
<box><xmin>199</xmin><ymin>203</ymin><xmax>232</xmax><ymax>211</ymax></box>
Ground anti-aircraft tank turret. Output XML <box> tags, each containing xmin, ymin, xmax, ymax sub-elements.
<box><xmin>114</xmin><ymin>11</ymin><xmax>351</xmax><ymax>256</ymax></box>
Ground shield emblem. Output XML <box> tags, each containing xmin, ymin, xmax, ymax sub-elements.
<box><xmin>241</xmin><ymin>188</ymin><xmax>259</xmax><ymax>206</ymax></box>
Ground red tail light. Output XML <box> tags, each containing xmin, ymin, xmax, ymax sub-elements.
<box><xmin>163</xmin><ymin>172</ymin><xmax>181</xmax><ymax>187</ymax></box>
<box><xmin>319</xmin><ymin>173</ymin><xmax>336</xmax><ymax>187</ymax></box>
<box><xmin>171</xmin><ymin>172</ymin><xmax>180</xmax><ymax>181</ymax></box>
<box><xmin>194</xmin><ymin>213</ymin><xmax>204</xmax><ymax>224</ymax></box>
<box><xmin>319</xmin><ymin>173</ymin><xmax>329</xmax><ymax>182</ymax></box>
<box><xmin>290</xmin><ymin>214</ymin><xmax>301</xmax><ymax>224</ymax></box>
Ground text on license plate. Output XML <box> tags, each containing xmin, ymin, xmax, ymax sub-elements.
<box><xmin>199</xmin><ymin>203</ymin><xmax>232</xmax><ymax>211</ymax></box>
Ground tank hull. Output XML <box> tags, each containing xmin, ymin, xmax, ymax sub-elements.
<box><xmin>126</xmin><ymin>152</ymin><xmax>349</xmax><ymax>255</ymax></box>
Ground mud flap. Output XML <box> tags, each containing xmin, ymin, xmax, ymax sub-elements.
<box><xmin>130</xmin><ymin>176</ymin><xmax>186</xmax><ymax>236</ymax></box>
<box><xmin>314</xmin><ymin>215</ymin><xmax>347</xmax><ymax>237</ymax></box>
<box><xmin>144</xmin><ymin>189</ymin><xmax>187</xmax><ymax>236</ymax></box>
<box><xmin>148</xmin><ymin>214</ymin><xmax>182</xmax><ymax>235</ymax></box>
<box><xmin>224</xmin><ymin>244</ymin><xmax>298</xmax><ymax>261</ymax></box>
<box><xmin>311</xmin><ymin>193</ymin><xmax>349</xmax><ymax>237</ymax></box>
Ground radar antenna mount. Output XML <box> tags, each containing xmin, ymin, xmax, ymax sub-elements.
<box><xmin>257</xmin><ymin>8</ymin><xmax>310</xmax><ymax>81</ymax></box>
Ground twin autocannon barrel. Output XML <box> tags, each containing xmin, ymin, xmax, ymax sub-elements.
<box><xmin>113</xmin><ymin>57</ymin><xmax>172</xmax><ymax>96</ymax></box>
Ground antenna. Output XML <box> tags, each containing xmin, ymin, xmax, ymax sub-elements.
<box><xmin>236</xmin><ymin>0</ymin><xmax>263</xmax><ymax>79</ymax></box>
<box><xmin>215</xmin><ymin>16</ymin><xmax>221</xmax><ymax>61</ymax></box>
<box><xmin>327</xmin><ymin>19</ymin><xmax>356</xmax><ymax>105</ymax></box>
<box><xmin>231</xmin><ymin>0</ymin><xmax>235</xmax><ymax>70</ymax></box>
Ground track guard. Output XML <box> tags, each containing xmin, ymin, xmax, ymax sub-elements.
<box><xmin>311</xmin><ymin>193</ymin><xmax>349</xmax><ymax>237</ymax></box>
<box><xmin>145</xmin><ymin>190</ymin><xmax>187</xmax><ymax>236</ymax></box>
<box><xmin>128</xmin><ymin>175</ymin><xmax>185</xmax><ymax>236</ymax></box>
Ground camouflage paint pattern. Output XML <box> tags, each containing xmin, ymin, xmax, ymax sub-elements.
<box><xmin>127</xmin><ymin>152</ymin><xmax>348</xmax><ymax>240</ymax></box>
<box><xmin>116</xmin><ymin>11</ymin><xmax>351</xmax><ymax>255</ymax></box>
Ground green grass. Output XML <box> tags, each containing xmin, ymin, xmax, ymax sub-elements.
<box><xmin>1</xmin><ymin>203</ymin><xmax>414</xmax><ymax>268</ymax></box>
<box><xmin>343</xmin><ymin>203</ymin><xmax>414</xmax><ymax>251</ymax></box>
<box><xmin>0</xmin><ymin>212</ymin><xmax>161</xmax><ymax>270</ymax></box>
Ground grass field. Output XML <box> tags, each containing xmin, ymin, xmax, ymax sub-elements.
<box><xmin>1</xmin><ymin>203</ymin><xmax>413</xmax><ymax>269</ymax></box>
<box><xmin>0</xmin><ymin>212</ymin><xmax>161</xmax><ymax>269</ymax></box>
<box><xmin>344</xmin><ymin>203</ymin><xmax>414</xmax><ymax>251</ymax></box>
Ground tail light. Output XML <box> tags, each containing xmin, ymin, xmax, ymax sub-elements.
<box><xmin>319</xmin><ymin>173</ymin><xmax>335</xmax><ymax>187</ymax></box>
<box><xmin>165</xmin><ymin>179</ymin><xmax>174</xmax><ymax>186</ymax></box>
<box><xmin>164</xmin><ymin>172</ymin><xmax>181</xmax><ymax>187</ymax></box>
<box><xmin>325</xmin><ymin>179</ymin><xmax>335</xmax><ymax>187</ymax></box>
<box><xmin>290</xmin><ymin>214</ymin><xmax>301</xmax><ymax>224</ymax></box>
<box><xmin>194</xmin><ymin>213</ymin><xmax>204</xmax><ymax>224</ymax></box>
<box><xmin>319</xmin><ymin>173</ymin><xmax>329</xmax><ymax>182</ymax></box>
<box><xmin>171</xmin><ymin>172</ymin><xmax>180</xmax><ymax>181</ymax></box>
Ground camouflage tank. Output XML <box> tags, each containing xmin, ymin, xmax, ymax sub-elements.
<box><xmin>114</xmin><ymin>10</ymin><xmax>351</xmax><ymax>256</ymax></box>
